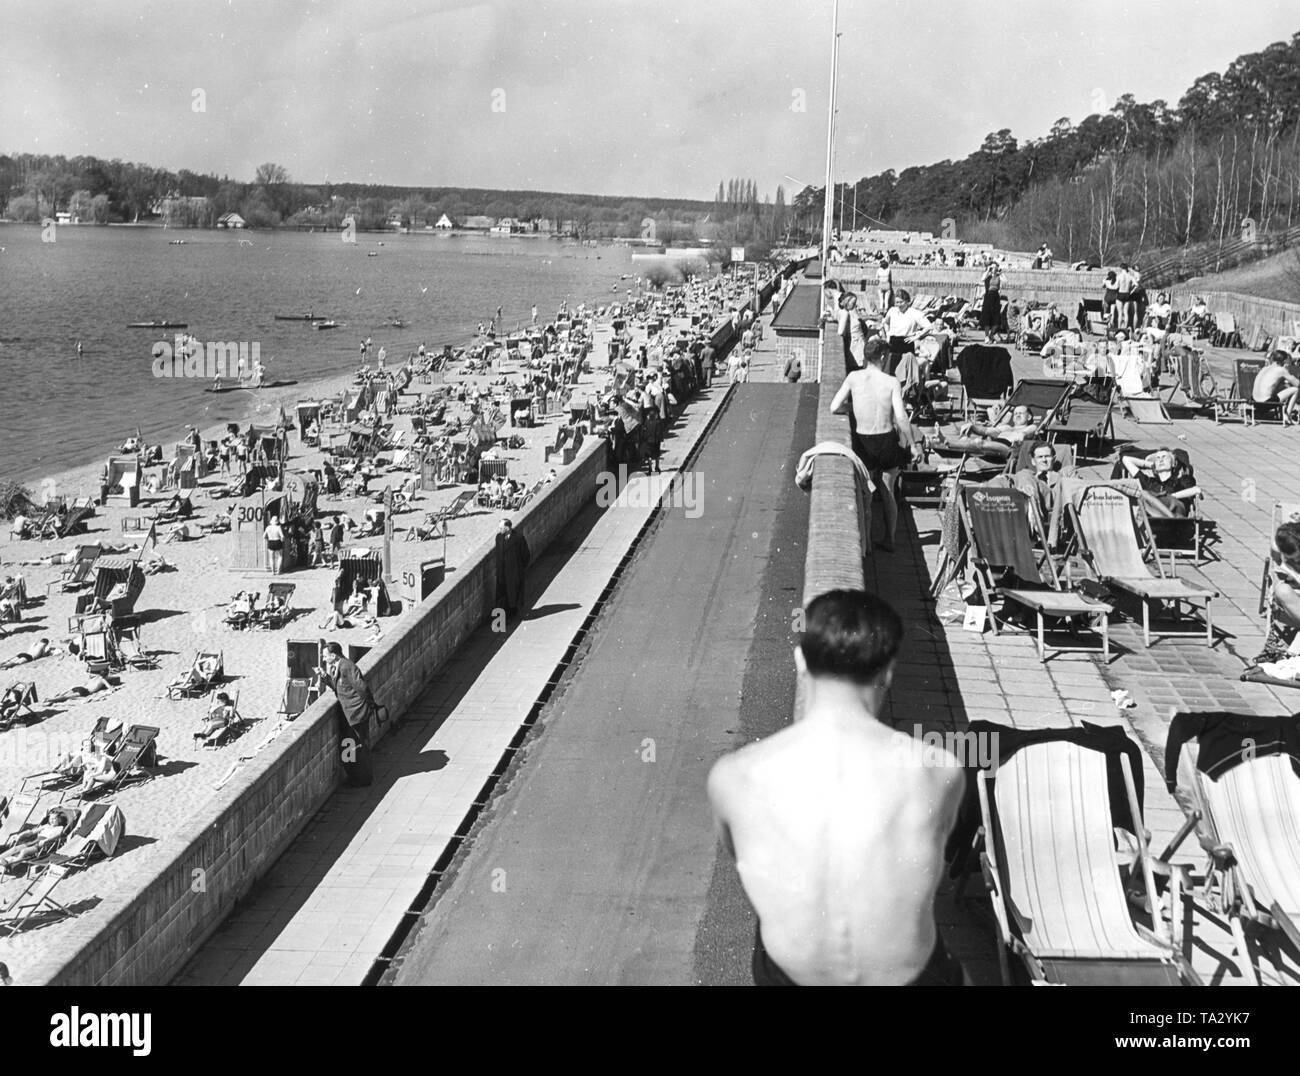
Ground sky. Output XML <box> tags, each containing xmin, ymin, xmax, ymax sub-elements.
<box><xmin>2</xmin><ymin>0</ymin><xmax>1297</xmax><ymax>202</ymax></box>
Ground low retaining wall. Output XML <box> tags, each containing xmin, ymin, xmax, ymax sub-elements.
<box><xmin>28</xmin><ymin>436</ymin><xmax>610</xmax><ymax>986</ymax></box>
<box><xmin>1167</xmin><ymin>288</ymin><xmax>1300</xmax><ymax>343</ymax></box>
<box><xmin>794</xmin><ymin>325</ymin><xmax>866</xmax><ymax>722</ymax></box>
<box><xmin>829</xmin><ymin>264</ymin><xmax>1108</xmax><ymax>307</ymax></box>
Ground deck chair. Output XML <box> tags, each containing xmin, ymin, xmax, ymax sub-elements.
<box><xmin>1069</xmin><ymin>485</ymin><xmax>1217</xmax><ymax>647</ymax></box>
<box><xmin>1124</xmin><ymin>395</ymin><xmax>1173</xmax><ymax>425</ymax></box>
<box><xmin>1016</xmin><ymin>309</ymin><xmax>1051</xmax><ymax>353</ymax></box>
<box><xmin>116</xmin><ymin>625</ymin><xmax>159</xmax><ymax>669</ymax></box>
<box><xmin>196</xmin><ymin>691</ymin><xmax>251</xmax><ymax>748</ymax></box>
<box><xmin>256</xmin><ymin>583</ymin><xmax>296</xmax><ymax>629</ymax></box>
<box><xmin>79</xmin><ymin>618</ymin><xmax>123</xmax><ymax>675</ymax></box>
<box><xmin>1164</xmin><ymin>346</ymin><xmax>1217</xmax><ymax>412</ymax></box>
<box><xmin>0</xmin><ymin>681</ymin><xmax>39</xmax><ymax>727</ymax></box>
<box><xmin>81</xmin><ymin>725</ymin><xmax>158</xmax><ymax>795</ymax></box>
<box><xmin>1211</xmin><ymin>312</ymin><xmax>1242</xmax><ymax>349</ymax></box>
<box><xmin>280</xmin><ymin>639</ymin><xmax>321</xmax><ymax>719</ymax></box>
<box><xmin>48</xmin><ymin>545</ymin><xmax>101</xmax><ymax>595</ymax></box>
<box><xmin>1110</xmin><ymin>448</ymin><xmax>1216</xmax><ymax>565</ymax></box>
<box><xmin>955</xmin><ymin>345</ymin><xmax>1015</xmax><ymax>420</ymax></box>
<box><xmin>960</xmin><ymin>486</ymin><xmax>1111</xmax><ymax>661</ymax></box>
<box><xmin>1162</xmin><ymin>710</ymin><xmax>1300</xmax><ymax>966</ymax></box>
<box><xmin>1239</xmin><ymin>358</ymin><xmax>1289</xmax><ymax>426</ymax></box>
<box><xmin>974</xmin><ymin>732</ymin><xmax>1195</xmax><ymax>985</ymax></box>
<box><xmin>1258</xmin><ymin>502</ymin><xmax>1300</xmax><ymax>620</ymax></box>
<box><xmin>1045</xmin><ymin>378</ymin><xmax>1116</xmax><ymax>457</ymax></box>
<box><xmin>1000</xmin><ymin>378</ymin><xmax>1072</xmax><ymax>430</ymax></box>
<box><xmin>0</xmin><ymin>790</ymin><xmax>42</xmax><ymax>845</ymax></box>
<box><xmin>0</xmin><ymin>863</ymin><xmax>72</xmax><ymax>935</ymax></box>
<box><xmin>407</xmin><ymin>490</ymin><xmax>477</xmax><ymax>541</ymax></box>
<box><xmin>56</xmin><ymin>504</ymin><xmax>94</xmax><ymax>539</ymax></box>
<box><xmin>166</xmin><ymin>651</ymin><xmax>223</xmax><ymax>698</ymax></box>
<box><xmin>28</xmin><ymin>802</ymin><xmax>124</xmax><ymax>873</ymax></box>
<box><xmin>1212</xmin><ymin>358</ymin><xmax>1270</xmax><ymax>425</ymax></box>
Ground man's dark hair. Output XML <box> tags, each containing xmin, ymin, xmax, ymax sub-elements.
<box><xmin>1277</xmin><ymin>521</ymin><xmax>1300</xmax><ymax>570</ymax></box>
<box><xmin>325</xmin><ymin>641</ymin><xmax>344</xmax><ymax>658</ymax></box>
<box><xmin>1270</xmin><ymin>349</ymin><xmax>1290</xmax><ymax>365</ymax></box>
<box><xmin>800</xmin><ymin>590</ymin><xmax>903</xmax><ymax>684</ymax></box>
<box><xmin>863</xmin><ymin>338</ymin><xmax>890</xmax><ymax>367</ymax></box>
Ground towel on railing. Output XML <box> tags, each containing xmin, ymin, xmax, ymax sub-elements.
<box><xmin>795</xmin><ymin>441</ymin><xmax>874</xmax><ymax>559</ymax></box>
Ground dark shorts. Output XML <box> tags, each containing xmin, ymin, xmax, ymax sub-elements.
<box><xmin>752</xmin><ymin>925</ymin><xmax>965</xmax><ymax>986</ymax></box>
<box><xmin>267</xmin><ymin>540</ymin><xmax>284</xmax><ymax>551</ymax></box>
<box><xmin>854</xmin><ymin>431</ymin><xmax>909</xmax><ymax>472</ymax></box>
<box><xmin>1117</xmin><ymin>292</ymin><xmax>1133</xmax><ymax>302</ymax></box>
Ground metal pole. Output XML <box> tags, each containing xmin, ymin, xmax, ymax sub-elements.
<box><xmin>818</xmin><ymin>0</ymin><xmax>840</xmax><ymax>384</ymax></box>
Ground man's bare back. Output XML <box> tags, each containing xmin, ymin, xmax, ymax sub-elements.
<box><xmin>830</xmin><ymin>366</ymin><xmax>906</xmax><ymax>437</ymax></box>
<box><xmin>711</xmin><ymin>715</ymin><xmax>962</xmax><ymax>984</ymax></box>
<box><xmin>708</xmin><ymin>589</ymin><xmax>964</xmax><ymax>986</ymax></box>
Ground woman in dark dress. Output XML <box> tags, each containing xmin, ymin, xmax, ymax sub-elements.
<box><xmin>1255</xmin><ymin>522</ymin><xmax>1300</xmax><ymax>665</ymax></box>
<box><xmin>980</xmin><ymin>262</ymin><xmax>1002</xmax><ymax>343</ymax></box>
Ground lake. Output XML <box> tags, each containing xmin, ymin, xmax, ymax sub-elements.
<box><xmin>0</xmin><ymin>224</ymin><xmax>638</xmax><ymax>485</ymax></box>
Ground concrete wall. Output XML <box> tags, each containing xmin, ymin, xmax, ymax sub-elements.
<box><xmin>1166</xmin><ymin>288</ymin><xmax>1300</xmax><ymax>343</ymax></box>
<box><xmin>28</xmin><ymin>436</ymin><xmax>610</xmax><ymax>986</ymax></box>
<box><xmin>830</xmin><ymin>264</ymin><xmax>1108</xmax><ymax>307</ymax></box>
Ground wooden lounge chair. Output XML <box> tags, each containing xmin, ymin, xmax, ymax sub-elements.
<box><xmin>974</xmin><ymin>732</ymin><xmax>1196</xmax><ymax>985</ymax></box>
<box><xmin>48</xmin><ymin>544</ymin><xmax>101</xmax><ymax>595</ymax></box>
<box><xmin>960</xmin><ymin>486</ymin><xmax>1111</xmax><ymax>661</ymax></box>
<box><xmin>116</xmin><ymin>625</ymin><xmax>160</xmax><ymax>669</ymax></box>
<box><xmin>256</xmin><ymin>583</ymin><xmax>296</xmax><ymax>629</ymax></box>
<box><xmin>1163</xmin><ymin>346</ymin><xmax>1217</xmax><ymax>413</ymax></box>
<box><xmin>1162</xmin><ymin>710</ymin><xmax>1300</xmax><ymax>977</ymax></box>
<box><xmin>0</xmin><ymin>863</ymin><xmax>72</xmax><ymax>935</ymax></box>
<box><xmin>28</xmin><ymin>802</ymin><xmax>123</xmax><ymax>874</ymax></box>
<box><xmin>1211</xmin><ymin>312</ymin><xmax>1242</xmax><ymax>349</ymax></box>
<box><xmin>1069</xmin><ymin>485</ymin><xmax>1217</xmax><ymax>647</ymax></box>
<box><xmin>0</xmin><ymin>789</ymin><xmax>42</xmax><ymax>845</ymax></box>
<box><xmin>407</xmin><ymin>490</ymin><xmax>477</xmax><ymax>541</ymax></box>
<box><xmin>0</xmin><ymin>681</ymin><xmax>39</xmax><ymax>727</ymax></box>
<box><xmin>196</xmin><ymin>691</ymin><xmax>251</xmax><ymax>748</ymax></box>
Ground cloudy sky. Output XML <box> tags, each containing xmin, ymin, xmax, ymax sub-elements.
<box><xmin>2</xmin><ymin>0</ymin><xmax>1296</xmax><ymax>201</ymax></box>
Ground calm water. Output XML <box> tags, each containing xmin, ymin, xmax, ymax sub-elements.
<box><xmin>0</xmin><ymin>225</ymin><xmax>635</xmax><ymax>485</ymax></box>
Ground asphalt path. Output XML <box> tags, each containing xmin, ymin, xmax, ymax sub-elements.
<box><xmin>389</xmin><ymin>383</ymin><xmax>817</xmax><ymax>984</ymax></box>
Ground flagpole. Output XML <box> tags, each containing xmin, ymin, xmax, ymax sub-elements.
<box><xmin>818</xmin><ymin>0</ymin><xmax>840</xmax><ymax>384</ymax></box>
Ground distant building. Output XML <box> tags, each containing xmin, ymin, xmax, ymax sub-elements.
<box><xmin>462</xmin><ymin>215</ymin><xmax>494</xmax><ymax>230</ymax></box>
<box><xmin>217</xmin><ymin>212</ymin><xmax>246</xmax><ymax>229</ymax></box>
<box><xmin>55</xmin><ymin>210</ymin><xmax>77</xmax><ymax>225</ymax></box>
<box><xmin>490</xmin><ymin>217</ymin><xmax>523</xmax><ymax>235</ymax></box>
<box><xmin>434</xmin><ymin>213</ymin><xmax>454</xmax><ymax>229</ymax></box>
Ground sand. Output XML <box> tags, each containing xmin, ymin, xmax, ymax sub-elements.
<box><xmin>0</xmin><ymin>275</ymin><xmax>762</xmax><ymax>978</ymax></box>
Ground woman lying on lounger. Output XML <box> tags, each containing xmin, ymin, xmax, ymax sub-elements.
<box><xmin>930</xmin><ymin>404</ymin><xmax>1042</xmax><ymax>460</ymax></box>
<box><xmin>0</xmin><ymin>807</ymin><xmax>75</xmax><ymax>874</ymax></box>
<box><xmin>1121</xmin><ymin>449</ymin><xmax>1199</xmax><ymax>518</ymax></box>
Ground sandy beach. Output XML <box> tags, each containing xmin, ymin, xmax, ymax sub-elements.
<box><xmin>0</xmin><ymin>277</ymin><xmax>758</xmax><ymax>977</ymax></box>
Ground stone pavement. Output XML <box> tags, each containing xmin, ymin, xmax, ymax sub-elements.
<box><xmin>175</xmin><ymin>377</ymin><xmax>737</xmax><ymax>985</ymax></box>
<box><xmin>875</xmin><ymin>334</ymin><xmax>1300</xmax><ymax>986</ymax></box>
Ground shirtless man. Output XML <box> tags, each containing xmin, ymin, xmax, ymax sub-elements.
<box><xmin>708</xmin><ymin>590</ymin><xmax>965</xmax><ymax>985</ymax></box>
<box><xmin>46</xmin><ymin>673</ymin><xmax>115</xmax><ymax>705</ymax></box>
<box><xmin>830</xmin><ymin>338</ymin><xmax>920</xmax><ymax>552</ymax></box>
<box><xmin>932</xmin><ymin>404</ymin><xmax>1040</xmax><ymax>460</ymax></box>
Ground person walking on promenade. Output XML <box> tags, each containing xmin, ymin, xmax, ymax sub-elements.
<box><xmin>830</xmin><ymin>338</ymin><xmax>921</xmax><ymax>553</ymax></box>
<box><xmin>494</xmin><ymin>519</ymin><xmax>531</xmax><ymax>619</ymax></box>
<box><xmin>318</xmin><ymin>641</ymin><xmax>383</xmax><ymax>787</ymax></box>
<box><xmin>980</xmin><ymin>259</ymin><xmax>1002</xmax><ymax>344</ymax></box>
<box><xmin>264</xmin><ymin>515</ymin><xmax>285</xmax><ymax>574</ymax></box>
<box><xmin>708</xmin><ymin>589</ymin><xmax>966</xmax><ymax>986</ymax></box>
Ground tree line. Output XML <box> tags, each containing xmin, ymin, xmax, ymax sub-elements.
<box><xmin>796</xmin><ymin>30</ymin><xmax>1300</xmax><ymax>267</ymax></box>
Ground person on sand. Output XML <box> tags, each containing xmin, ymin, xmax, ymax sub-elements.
<box><xmin>46</xmin><ymin>673</ymin><xmax>116</xmax><ymax>705</ymax></box>
<box><xmin>829</xmin><ymin>338</ymin><xmax>921</xmax><ymax>553</ymax></box>
<box><xmin>708</xmin><ymin>590</ymin><xmax>965</xmax><ymax>986</ymax></box>
<box><xmin>0</xmin><ymin>637</ymin><xmax>60</xmax><ymax>668</ymax></box>
<box><xmin>264</xmin><ymin>515</ymin><xmax>285</xmax><ymax>574</ymax></box>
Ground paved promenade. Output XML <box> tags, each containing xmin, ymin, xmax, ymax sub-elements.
<box><xmin>176</xmin><ymin>373</ymin><xmax>743</xmax><ymax>985</ymax></box>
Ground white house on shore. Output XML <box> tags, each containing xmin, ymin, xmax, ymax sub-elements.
<box><xmin>216</xmin><ymin>212</ymin><xmax>246</xmax><ymax>229</ymax></box>
<box><xmin>434</xmin><ymin>213</ymin><xmax>454</xmax><ymax>229</ymax></box>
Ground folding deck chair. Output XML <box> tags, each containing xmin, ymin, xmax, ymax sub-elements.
<box><xmin>0</xmin><ymin>863</ymin><xmax>72</xmax><ymax>935</ymax></box>
<box><xmin>166</xmin><ymin>651</ymin><xmax>223</xmax><ymax>698</ymax></box>
<box><xmin>999</xmin><ymin>378</ymin><xmax>1072</xmax><ymax>430</ymax></box>
<box><xmin>48</xmin><ymin>544</ymin><xmax>101</xmax><ymax>595</ymax></box>
<box><xmin>255</xmin><ymin>583</ymin><xmax>296</xmax><ymax>629</ymax></box>
<box><xmin>1162</xmin><ymin>710</ymin><xmax>1300</xmax><ymax>973</ymax></box>
<box><xmin>116</xmin><ymin>625</ymin><xmax>159</xmax><ymax>669</ymax></box>
<box><xmin>955</xmin><ymin>344</ymin><xmax>1015</xmax><ymax>421</ymax></box>
<box><xmin>0</xmin><ymin>680</ymin><xmax>39</xmax><ymax>727</ymax></box>
<box><xmin>196</xmin><ymin>691</ymin><xmax>251</xmax><ymax>748</ymax></box>
<box><xmin>1211</xmin><ymin>312</ymin><xmax>1243</xmax><ymax>349</ymax></box>
<box><xmin>1069</xmin><ymin>485</ymin><xmax>1217</xmax><ymax>647</ymax></box>
<box><xmin>1110</xmin><ymin>448</ymin><xmax>1217</xmax><ymax>566</ymax></box>
<box><xmin>0</xmin><ymin>789</ymin><xmax>42</xmax><ymax>845</ymax></box>
<box><xmin>28</xmin><ymin>801</ymin><xmax>124</xmax><ymax>874</ymax></box>
<box><xmin>1213</xmin><ymin>358</ymin><xmax>1271</xmax><ymax>425</ymax></box>
<box><xmin>280</xmin><ymin>639</ymin><xmax>322</xmax><ymax>719</ymax></box>
<box><xmin>1045</xmin><ymin>378</ymin><xmax>1116</xmax><ymax>457</ymax></box>
<box><xmin>971</xmin><ymin>729</ymin><xmax>1196</xmax><ymax>985</ymax></box>
<box><xmin>406</xmin><ymin>490</ymin><xmax>477</xmax><ymax>541</ymax></box>
<box><xmin>80</xmin><ymin>725</ymin><xmax>158</xmax><ymax>796</ymax></box>
<box><xmin>960</xmin><ymin>486</ymin><xmax>1111</xmax><ymax>661</ymax></box>
<box><xmin>1163</xmin><ymin>346</ymin><xmax>1217</xmax><ymax>413</ymax></box>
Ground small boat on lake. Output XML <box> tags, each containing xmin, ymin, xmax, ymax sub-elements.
<box><xmin>313</xmin><ymin>320</ymin><xmax>339</xmax><ymax>330</ymax></box>
<box><xmin>128</xmin><ymin>320</ymin><xmax>187</xmax><ymax>329</ymax></box>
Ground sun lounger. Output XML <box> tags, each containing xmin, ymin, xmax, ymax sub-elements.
<box><xmin>1069</xmin><ymin>485</ymin><xmax>1217</xmax><ymax>646</ymax></box>
<box><xmin>255</xmin><ymin>583</ymin><xmax>296</xmax><ymax>629</ymax></box>
<box><xmin>955</xmin><ymin>345</ymin><xmax>1015</xmax><ymax>421</ymax></box>
<box><xmin>196</xmin><ymin>692</ymin><xmax>253</xmax><ymax>748</ymax></box>
<box><xmin>960</xmin><ymin>486</ymin><xmax>1111</xmax><ymax>661</ymax></box>
<box><xmin>1045</xmin><ymin>378</ymin><xmax>1116</xmax><ymax>457</ymax></box>
<box><xmin>116</xmin><ymin>625</ymin><xmax>159</xmax><ymax>669</ymax></box>
<box><xmin>1162</xmin><ymin>710</ymin><xmax>1300</xmax><ymax>972</ymax></box>
<box><xmin>407</xmin><ymin>490</ymin><xmax>477</xmax><ymax>541</ymax></box>
<box><xmin>0</xmin><ymin>681</ymin><xmax>39</xmax><ymax>727</ymax></box>
<box><xmin>28</xmin><ymin>802</ymin><xmax>124</xmax><ymax>874</ymax></box>
<box><xmin>969</xmin><ymin>726</ymin><xmax>1195</xmax><ymax>985</ymax></box>
<box><xmin>0</xmin><ymin>789</ymin><xmax>42</xmax><ymax>846</ymax></box>
<box><xmin>1210</xmin><ymin>312</ymin><xmax>1242</xmax><ymax>349</ymax></box>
